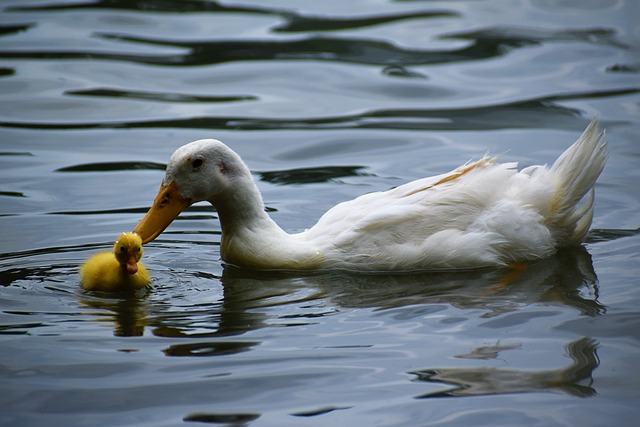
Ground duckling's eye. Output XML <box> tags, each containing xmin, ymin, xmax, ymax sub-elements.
<box><xmin>137</xmin><ymin>247</ymin><xmax>141</xmax><ymax>252</ymax></box>
<box><xmin>120</xmin><ymin>246</ymin><xmax>126</xmax><ymax>253</ymax></box>
<box><xmin>192</xmin><ymin>158</ymin><xmax>204</xmax><ymax>170</ymax></box>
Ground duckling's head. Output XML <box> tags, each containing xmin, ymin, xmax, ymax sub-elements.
<box><xmin>113</xmin><ymin>232</ymin><xmax>144</xmax><ymax>274</ymax></box>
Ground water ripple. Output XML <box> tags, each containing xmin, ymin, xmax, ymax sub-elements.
<box><xmin>1</xmin><ymin>23</ymin><xmax>627</xmax><ymax>69</ymax></box>
<box><xmin>0</xmin><ymin>23</ymin><xmax>34</xmax><ymax>36</ymax></box>
<box><xmin>183</xmin><ymin>412</ymin><xmax>261</xmax><ymax>424</ymax></box>
<box><xmin>8</xmin><ymin>0</ymin><xmax>456</xmax><ymax>34</ymax></box>
<box><xmin>274</xmin><ymin>10</ymin><xmax>457</xmax><ymax>33</ymax></box>
<box><xmin>65</xmin><ymin>88</ymin><xmax>257</xmax><ymax>103</ymax></box>
<box><xmin>257</xmin><ymin>166</ymin><xmax>368</xmax><ymax>185</ymax></box>
<box><xmin>7</xmin><ymin>0</ymin><xmax>275</xmax><ymax>15</ymax></box>
<box><xmin>56</xmin><ymin>161</ymin><xmax>166</xmax><ymax>172</ymax></box>
<box><xmin>3</xmin><ymin>88</ymin><xmax>635</xmax><ymax>131</ymax></box>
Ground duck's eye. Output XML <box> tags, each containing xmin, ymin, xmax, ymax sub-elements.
<box><xmin>120</xmin><ymin>246</ymin><xmax>126</xmax><ymax>252</ymax></box>
<box><xmin>192</xmin><ymin>158</ymin><xmax>204</xmax><ymax>169</ymax></box>
<box><xmin>137</xmin><ymin>247</ymin><xmax>141</xmax><ymax>252</ymax></box>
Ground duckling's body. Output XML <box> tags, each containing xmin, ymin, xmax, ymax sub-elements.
<box><xmin>81</xmin><ymin>232</ymin><xmax>150</xmax><ymax>291</ymax></box>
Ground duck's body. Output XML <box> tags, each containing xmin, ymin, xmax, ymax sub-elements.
<box><xmin>81</xmin><ymin>232</ymin><xmax>150</xmax><ymax>291</ymax></box>
<box><xmin>133</xmin><ymin>119</ymin><xmax>606</xmax><ymax>271</ymax></box>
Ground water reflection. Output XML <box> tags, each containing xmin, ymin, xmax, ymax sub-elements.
<box><xmin>162</xmin><ymin>340</ymin><xmax>259</xmax><ymax>357</ymax></box>
<box><xmin>77</xmin><ymin>246</ymin><xmax>602</xmax><ymax>341</ymax></box>
<box><xmin>80</xmin><ymin>292</ymin><xmax>149</xmax><ymax>337</ymax></box>
<box><xmin>412</xmin><ymin>337</ymin><xmax>599</xmax><ymax>398</ymax></box>
<box><xmin>72</xmin><ymin>247</ymin><xmax>603</xmax><ymax>401</ymax></box>
<box><xmin>454</xmin><ymin>342</ymin><xmax>523</xmax><ymax>360</ymax></box>
<box><xmin>1</xmin><ymin>242</ymin><xmax>603</xmax><ymax>348</ymax></box>
<box><xmin>221</xmin><ymin>246</ymin><xmax>602</xmax><ymax>316</ymax></box>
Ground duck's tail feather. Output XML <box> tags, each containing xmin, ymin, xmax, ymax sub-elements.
<box><xmin>550</xmin><ymin>118</ymin><xmax>607</xmax><ymax>243</ymax></box>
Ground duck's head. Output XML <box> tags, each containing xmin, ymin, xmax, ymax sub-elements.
<box><xmin>133</xmin><ymin>139</ymin><xmax>252</xmax><ymax>244</ymax></box>
<box><xmin>114</xmin><ymin>232</ymin><xmax>144</xmax><ymax>274</ymax></box>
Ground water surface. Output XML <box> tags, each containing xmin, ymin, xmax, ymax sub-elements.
<box><xmin>1</xmin><ymin>0</ymin><xmax>640</xmax><ymax>426</ymax></box>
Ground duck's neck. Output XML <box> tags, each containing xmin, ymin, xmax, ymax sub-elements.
<box><xmin>211</xmin><ymin>174</ymin><xmax>324</xmax><ymax>270</ymax></box>
<box><xmin>212</xmin><ymin>174</ymin><xmax>272</xmax><ymax>233</ymax></box>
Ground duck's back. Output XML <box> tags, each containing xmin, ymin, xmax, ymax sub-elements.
<box><xmin>300</xmin><ymin>121</ymin><xmax>605</xmax><ymax>271</ymax></box>
<box><xmin>301</xmin><ymin>158</ymin><xmax>547</xmax><ymax>269</ymax></box>
<box><xmin>311</xmin><ymin>158</ymin><xmax>605</xmax><ymax>271</ymax></box>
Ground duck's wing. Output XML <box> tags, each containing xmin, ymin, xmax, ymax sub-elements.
<box><xmin>388</xmin><ymin>156</ymin><xmax>497</xmax><ymax>198</ymax></box>
<box><xmin>298</xmin><ymin>157</ymin><xmax>533</xmax><ymax>269</ymax></box>
<box><xmin>302</xmin><ymin>157</ymin><xmax>514</xmax><ymax>245</ymax></box>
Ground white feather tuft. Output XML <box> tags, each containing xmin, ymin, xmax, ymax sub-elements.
<box><xmin>549</xmin><ymin>118</ymin><xmax>607</xmax><ymax>243</ymax></box>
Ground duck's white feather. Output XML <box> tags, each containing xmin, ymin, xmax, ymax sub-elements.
<box><xmin>299</xmin><ymin>158</ymin><xmax>558</xmax><ymax>269</ymax></box>
<box><xmin>134</xmin><ymin>119</ymin><xmax>607</xmax><ymax>271</ymax></box>
<box><xmin>549</xmin><ymin>119</ymin><xmax>607</xmax><ymax>242</ymax></box>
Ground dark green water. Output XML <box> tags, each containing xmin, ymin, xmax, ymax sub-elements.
<box><xmin>1</xmin><ymin>1</ymin><xmax>639</xmax><ymax>426</ymax></box>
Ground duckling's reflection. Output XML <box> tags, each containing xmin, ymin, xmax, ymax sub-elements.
<box><xmin>412</xmin><ymin>336</ymin><xmax>599</xmax><ymax>398</ymax></box>
<box><xmin>79</xmin><ymin>290</ymin><xmax>148</xmax><ymax>337</ymax></box>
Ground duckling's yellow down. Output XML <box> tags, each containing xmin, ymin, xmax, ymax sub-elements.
<box><xmin>80</xmin><ymin>232</ymin><xmax>150</xmax><ymax>291</ymax></box>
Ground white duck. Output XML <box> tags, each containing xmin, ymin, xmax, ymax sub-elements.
<box><xmin>133</xmin><ymin>119</ymin><xmax>606</xmax><ymax>271</ymax></box>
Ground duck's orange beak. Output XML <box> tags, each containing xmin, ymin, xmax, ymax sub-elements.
<box><xmin>133</xmin><ymin>180</ymin><xmax>192</xmax><ymax>244</ymax></box>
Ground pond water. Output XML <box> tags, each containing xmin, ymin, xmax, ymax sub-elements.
<box><xmin>1</xmin><ymin>0</ymin><xmax>640</xmax><ymax>426</ymax></box>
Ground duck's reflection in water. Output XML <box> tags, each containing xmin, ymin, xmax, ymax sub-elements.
<box><xmin>78</xmin><ymin>246</ymin><xmax>602</xmax><ymax>396</ymax></box>
<box><xmin>82</xmin><ymin>246</ymin><xmax>602</xmax><ymax>335</ymax></box>
<box><xmin>220</xmin><ymin>246</ymin><xmax>603</xmax><ymax>317</ymax></box>
<box><xmin>412</xmin><ymin>337</ymin><xmax>599</xmax><ymax>398</ymax></box>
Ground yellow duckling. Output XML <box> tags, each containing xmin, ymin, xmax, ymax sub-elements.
<box><xmin>80</xmin><ymin>232</ymin><xmax>150</xmax><ymax>291</ymax></box>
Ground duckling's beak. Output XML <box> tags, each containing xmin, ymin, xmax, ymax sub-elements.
<box><xmin>126</xmin><ymin>257</ymin><xmax>138</xmax><ymax>274</ymax></box>
<box><xmin>133</xmin><ymin>180</ymin><xmax>192</xmax><ymax>244</ymax></box>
